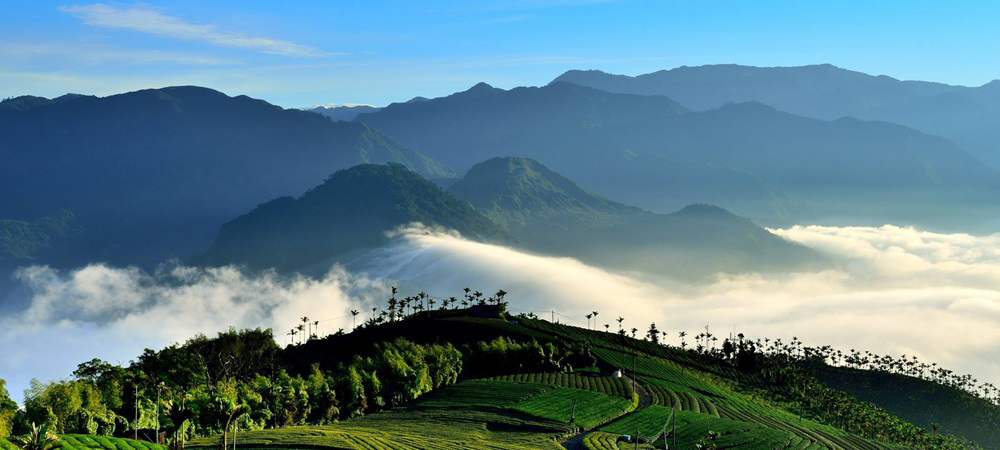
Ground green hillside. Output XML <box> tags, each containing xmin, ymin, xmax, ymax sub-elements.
<box><xmin>815</xmin><ymin>364</ymin><xmax>1000</xmax><ymax>447</ymax></box>
<box><xmin>5</xmin><ymin>290</ymin><xmax>996</xmax><ymax>449</ymax></box>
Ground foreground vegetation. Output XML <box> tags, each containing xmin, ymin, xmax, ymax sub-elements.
<box><xmin>3</xmin><ymin>287</ymin><xmax>996</xmax><ymax>449</ymax></box>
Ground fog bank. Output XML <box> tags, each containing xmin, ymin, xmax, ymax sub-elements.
<box><xmin>3</xmin><ymin>223</ymin><xmax>999</xmax><ymax>405</ymax></box>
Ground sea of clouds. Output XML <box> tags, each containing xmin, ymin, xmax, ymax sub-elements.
<box><xmin>2</xmin><ymin>223</ymin><xmax>1000</xmax><ymax>403</ymax></box>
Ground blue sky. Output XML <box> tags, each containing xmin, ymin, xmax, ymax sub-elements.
<box><xmin>2</xmin><ymin>1</ymin><xmax>1000</xmax><ymax>108</ymax></box>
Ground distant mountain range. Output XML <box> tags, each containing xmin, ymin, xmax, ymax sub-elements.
<box><xmin>0</xmin><ymin>87</ymin><xmax>452</xmax><ymax>266</ymax></box>
<box><xmin>555</xmin><ymin>64</ymin><xmax>1000</xmax><ymax>169</ymax></box>
<box><xmin>307</xmin><ymin>104</ymin><xmax>381</xmax><ymax>121</ymax></box>
<box><xmin>4</xmin><ymin>64</ymin><xmax>1000</xmax><ymax>280</ymax></box>
<box><xmin>355</xmin><ymin>80</ymin><xmax>1000</xmax><ymax>229</ymax></box>
<box><xmin>200</xmin><ymin>160</ymin><xmax>822</xmax><ymax>279</ymax></box>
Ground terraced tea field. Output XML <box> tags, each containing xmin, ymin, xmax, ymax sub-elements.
<box><xmin>0</xmin><ymin>435</ymin><xmax>165</xmax><ymax>450</ymax></box>
<box><xmin>588</xmin><ymin>347</ymin><xmax>899</xmax><ymax>449</ymax></box>
<box><xmin>482</xmin><ymin>372</ymin><xmax>633</xmax><ymax>398</ymax></box>
<box><xmin>512</xmin><ymin>387</ymin><xmax>633</xmax><ymax>429</ymax></box>
<box><xmin>186</xmin><ymin>379</ymin><xmax>639</xmax><ymax>449</ymax></box>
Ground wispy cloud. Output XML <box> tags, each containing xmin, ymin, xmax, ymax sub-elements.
<box><xmin>60</xmin><ymin>3</ymin><xmax>332</xmax><ymax>57</ymax></box>
<box><xmin>0</xmin><ymin>69</ymin><xmax>86</xmax><ymax>84</ymax></box>
<box><xmin>0</xmin><ymin>42</ymin><xmax>239</xmax><ymax>66</ymax></box>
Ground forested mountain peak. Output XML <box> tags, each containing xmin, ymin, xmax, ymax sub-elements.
<box><xmin>197</xmin><ymin>163</ymin><xmax>508</xmax><ymax>271</ymax></box>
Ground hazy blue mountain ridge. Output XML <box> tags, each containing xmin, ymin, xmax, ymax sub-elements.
<box><xmin>0</xmin><ymin>86</ymin><xmax>454</xmax><ymax>267</ymax></box>
<box><xmin>356</xmin><ymin>80</ymin><xmax>1000</xmax><ymax>229</ymax></box>
<box><xmin>554</xmin><ymin>64</ymin><xmax>1000</xmax><ymax>168</ymax></box>
<box><xmin>307</xmin><ymin>104</ymin><xmax>381</xmax><ymax>121</ymax></box>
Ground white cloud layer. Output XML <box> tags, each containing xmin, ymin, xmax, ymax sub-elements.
<box><xmin>61</xmin><ymin>3</ymin><xmax>330</xmax><ymax>57</ymax></box>
<box><xmin>2</xmin><ymin>223</ymin><xmax>999</xmax><ymax>407</ymax></box>
<box><xmin>362</xmin><ymin>224</ymin><xmax>1000</xmax><ymax>391</ymax></box>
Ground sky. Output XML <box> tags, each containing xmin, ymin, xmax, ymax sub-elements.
<box><xmin>3</xmin><ymin>1</ymin><xmax>1000</xmax><ymax>108</ymax></box>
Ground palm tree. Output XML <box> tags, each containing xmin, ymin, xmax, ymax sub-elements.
<box><xmin>586</xmin><ymin>313</ymin><xmax>592</xmax><ymax>329</ymax></box>
<box><xmin>351</xmin><ymin>310</ymin><xmax>359</xmax><ymax>329</ymax></box>
<box><xmin>11</xmin><ymin>422</ymin><xmax>59</xmax><ymax>450</ymax></box>
<box><xmin>604</xmin><ymin>324</ymin><xmax>610</xmax><ymax>332</ymax></box>
<box><xmin>313</xmin><ymin>320</ymin><xmax>320</xmax><ymax>338</ymax></box>
<box><xmin>161</xmin><ymin>392</ymin><xmax>194</xmax><ymax>450</ymax></box>
<box><xmin>616</xmin><ymin>317</ymin><xmax>624</xmax><ymax>332</ymax></box>
<box><xmin>216</xmin><ymin>396</ymin><xmax>250</xmax><ymax>450</ymax></box>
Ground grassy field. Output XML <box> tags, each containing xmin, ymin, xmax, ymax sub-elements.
<box><xmin>0</xmin><ymin>435</ymin><xmax>165</xmax><ymax>450</ymax></box>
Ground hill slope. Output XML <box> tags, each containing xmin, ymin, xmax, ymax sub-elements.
<box><xmin>197</xmin><ymin>163</ymin><xmax>509</xmax><ymax>271</ymax></box>
<box><xmin>273</xmin><ymin>308</ymin><xmax>991</xmax><ymax>449</ymax></box>
<box><xmin>10</xmin><ymin>293</ymin><xmax>997</xmax><ymax>449</ymax></box>
<box><xmin>356</xmin><ymin>81</ymin><xmax>1000</xmax><ymax>228</ymax></box>
<box><xmin>0</xmin><ymin>86</ymin><xmax>453</xmax><ymax>267</ymax></box>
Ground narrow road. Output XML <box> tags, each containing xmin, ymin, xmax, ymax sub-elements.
<box><xmin>560</xmin><ymin>374</ymin><xmax>652</xmax><ymax>449</ymax></box>
<box><xmin>625</xmin><ymin>374</ymin><xmax>654</xmax><ymax>409</ymax></box>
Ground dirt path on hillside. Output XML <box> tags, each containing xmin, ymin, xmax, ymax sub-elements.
<box><xmin>560</xmin><ymin>374</ymin><xmax>652</xmax><ymax>449</ymax></box>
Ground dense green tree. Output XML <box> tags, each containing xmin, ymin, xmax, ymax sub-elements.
<box><xmin>21</xmin><ymin>379</ymin><xmax>110</xmax><ymax>434</ymax></box>
<box><xmin>0</xmin><ymin>379</ymin><xmax>17</xmax><ymax>437</ymax></box>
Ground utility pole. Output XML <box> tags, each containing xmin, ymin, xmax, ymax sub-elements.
<box><xmin>551</xmin><ymin>310</ymin><xmax>554</xmax><ymax>323</ymax></box>
<box><xmin>155</xmin><ymin>384</ymin><xmax>160</xmax><ymax>445</ymax></box>
<box><xmin>672</xmin><ymin>406</ymin><xmax>677</xmax><ymax>449</ymax></box>
<box><xmin>134</xmin><ymin>385</ymin><xmax>138</xmax><ymax>441</ymax></box>
<box><xmin>571</xmin><ymin>399</ymin><xmax>577</xmax><ymax>426</ymax></box>
<box><xmin>634</xmin><ymin>429</ymin><xmax>640</xmax><ymax>450</ymax></box>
